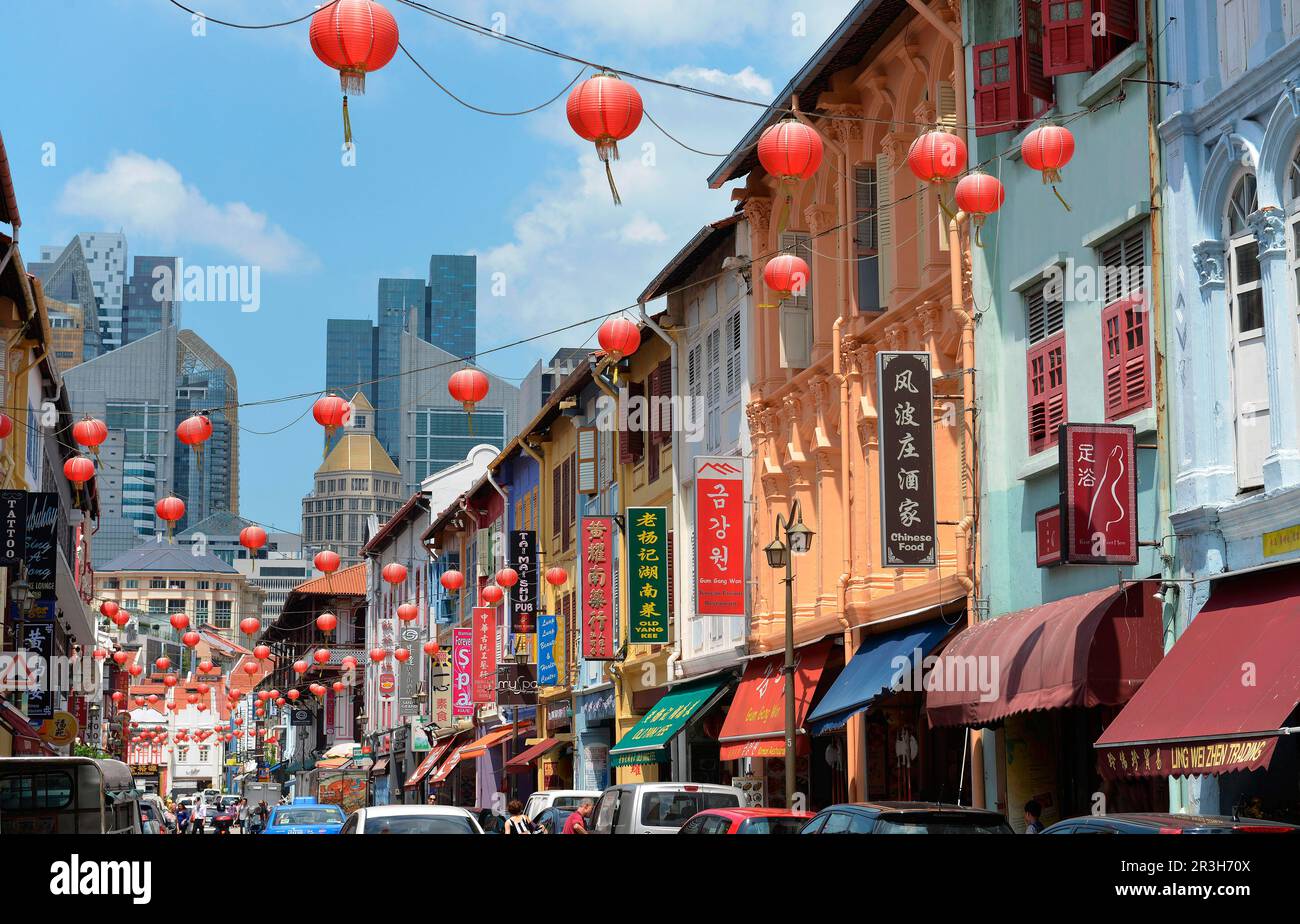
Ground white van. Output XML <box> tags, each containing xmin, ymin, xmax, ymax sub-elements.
<box><xmin>591</xmin><ymin>782</ymin><xmax>744</xmax><ymax>834</ymax></box>
<box><xmin>523</xmin><ymin>789</ymin><xmax>602</xmax><ymax>822</ymax></box>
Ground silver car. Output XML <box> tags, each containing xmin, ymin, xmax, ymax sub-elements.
<box><xmin>591</xmin><ymin>783</ymin><xmax>745</xmax><ymax>834</ymax></box>
<box><xmin>339</xmin><ymin>805</ymin><xmax>483</xmax><ymax>834</ymax></box>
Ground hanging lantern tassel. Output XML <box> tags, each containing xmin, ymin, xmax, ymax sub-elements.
<box><xmin>342</xmin><ymin>95</ymin><xmax>353</xmax><ymax>147</ymax></box>
<box><xmin>464</xmin><ymin>403</ymin><xmax>474</xmax><ymax>436</ymax></box>
<box><xmin>1043</xmin><ymin>169</ymin><xmax>1071</xmax><ymax>212</ymax></box>
<box><xmin>971</xmin><ymin>215</ymin><xmax>987</xmax><ymax>249</ymax></box>
<box><xmin>597</xmin><ymin>139</ymin><xmax>622</xmax><ymax>206</ymax></box>
<box><xmin>936</xmin><ymin>183</ymin><xmax>957</xmax><ymax>224</ymax></box>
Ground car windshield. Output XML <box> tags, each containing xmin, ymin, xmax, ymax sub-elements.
<box><xmin>640</xmin><ymin>791</ymin><xmax>741</xmax><ymax>827</ymax></box>
<box><xmin>364</xmin><ymin>814</ymin><xmax>476</xmax><ymax>834</ymax></box>
<box><xmin>875</xmin><ymin>815</ymin><xmax>1011</xmax><ymax>834</ymax></box>
<box><xmin>739</xmin><ymin>816</ymin><xmax>806</xmax><ymax>834</ymax></box>
<box><xmin>274</xmin><ymin>808</ymin><xmax>343</xmax><ymax>826</ymax></box>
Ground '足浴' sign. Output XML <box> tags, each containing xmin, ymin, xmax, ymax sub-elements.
<box><xmin>877</xmin><ymin>352</ymin><xmax>937</xmax><ymax>567</ymax></box>
<box><xmin>452</xmin><ymin>627</ymin><xmax>473</xmax><ymax>717</ymax></box>
<box><xmin>509</xmin><ymin>529</ymin><xmax>539</xmax><ymax>634</ymax></box>
<box><xmin>695</xmin><ymin>457</ymin><xmax>745</xmax><ymax>619</ymax></box>
<box><xmin>627</xmin><ymin>506</ymin><xmax>669</xmax><ymax>644</ymax></box>
<box><xmin>581</xmin><ymin>517</ymin><xmax>616</xmax><ymax>660</ymax></box>
<box><xmin>1058</xmin><ymin>423</ymin><xmax>1138</xmax><ymax>565</ymax></box>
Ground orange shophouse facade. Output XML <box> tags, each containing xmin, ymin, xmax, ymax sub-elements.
<box><xmin>710</xmin><ymin>0</ymin><xmax>978</xmax><ymax>808</ymax></box>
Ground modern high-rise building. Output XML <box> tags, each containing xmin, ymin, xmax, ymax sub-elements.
<box><xmin>123</xmin><ymin>255</ymin><xmax>181</xmax><ymax>346</ymax></box>
<box><xmin>41</xmin><ymin>232</ymin><xmax>127</xmax><ymax>350</ymax></box>
<box><xmin>43</xmin><ymin>295</ymin><xmax>88</xmax><ymax>374</ymax></box>
<box><xmin>29</xmin><ymin>236</ymin><xmax>105</xmax><ymax>359</ymax></box>
<box><xmin>518</xmin><ymin>347</ymin><xmax>589</xmax><ymax>423</ymax></box>
<box><xmin>63</xmin><ymin>326</ymin><xmax>240</xmax><ymax>564</ymax></box>
<box><xmin>324</xmin><ymin>254</ymin><xmax>480</xmax><ymax>460</ymax></box>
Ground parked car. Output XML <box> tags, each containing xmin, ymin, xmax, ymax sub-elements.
<box><xmin>471</xmin><ymin>807</ymin><xmax>506</xmax><ymax>834</ymax></box>
<box><xmin>339</xmin><ymin>806</ymin><xmax>483</xmax><ymax>834</ymax></box>
<box><xmin>1042</xmin><ymin>813</ymin><xmax>1299</xmax><ymax>834</ymax></box>
<box><xmin>262</xmin><ymin>796</ymin><xmax>346</xmax><ymax>834</ymax></box>
<box><xmin>591</xmin><ymin>783</ymin><xmax>746</xmax><ymax>834</ymax></box>
<box><xmin>523</xmin><ymin>789</ymin><xmax>602</xmax><ymax>821</ymax></box>
<box><xmin>532</xmin><ymin>806</ymin><xmax>573</xmax><ymax>834</ymax></box>
<box><xmin>679</xmin><ymin>807</ymin><xmax>814</xmax><ymax>834</ymax></box>
<box><xmin>801</xmin><ymin>802</ymin><xmax>1013</xmax><ymax>834</ymax></box>
<box><xmin>140</xmin><ymin>792</ymin><xmax>175</xmax><ymax>833</ymax></box>
<box><xmin>139</xmin><ymin>799</ymin><xmax>168</xmax><ymax>834</ymax></box>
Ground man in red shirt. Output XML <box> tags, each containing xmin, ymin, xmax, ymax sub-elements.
<box><xmin>562</xmin><ymin>799</ymin><xmax>594</xmax><ymax>834</ymax></box>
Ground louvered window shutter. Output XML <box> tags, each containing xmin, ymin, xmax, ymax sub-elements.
<box><xmin>577</xmin><ymin>427</ymin><xmax>598</xmax><ymax>494</ymax></box>
<box><xmin>1027</xmin><ymin>334</ymin><xmax>1068</xmax><ymax>454</ymax></box>
<box><xmin>778</xmin><ymin>231</ymin><xmax>814</xmax><ymax>369</ymax></box>
<box><xmin>875</xmin><ymin>155</ymin><xmax>893</xmax><ymax>306</ymax></box>
<box><xmin>1042</xmin><ymin>0</ymin><xmax>1094</xmax><ymax>77</ymax></box>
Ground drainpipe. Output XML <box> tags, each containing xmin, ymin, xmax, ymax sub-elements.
<box><xmin>638</xmin><ymin>300</ymin><xmax>682</xmax><ymax>686</ymax></box>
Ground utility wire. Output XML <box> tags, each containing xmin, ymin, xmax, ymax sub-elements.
<box><xmin>398</xmin><ymin>42</ymin><xmax>586</xmax><ymax>116</ymax></box>
<box><xmin>165</xmin><ymin>0</ymin><xmax>340</xmax><ymax>29</ymax></box>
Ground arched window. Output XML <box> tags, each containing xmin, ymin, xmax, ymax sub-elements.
<box><xmin>1224</xmin><ymin>172</ymin><xmax>1266</xmax><ymax>490</ymax></box>
<box><xmin>1285</xmin><ymin>142</ymin><xmax>1300</xmax><ymax>312</ymax></box>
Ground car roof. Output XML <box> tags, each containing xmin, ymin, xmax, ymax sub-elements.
<box><xmin>609</xmin><ymin>782</ymin><xmax>743</xmax><ymax>793</ymax></box>
<box><xmin>360</xmin><ymin>805</ymin><xmax>474</xmax><ymax>818</ymax></box>
<box><xmin>696</xmin><ymin>807</ymin><xmax>814</xmax><ymax>820</ymax></box>
<box><xmin>1073</xmin><ymin>813</ymin><xmax>1295</xmax><ymax>829</ymax></box>
<box><xmin>820</xmin><ymin>801</ymin><xmax>1005</xmax><ymax>817</ymax></box>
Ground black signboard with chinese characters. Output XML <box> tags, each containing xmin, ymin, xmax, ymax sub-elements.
<box><xmin>877</xmin><ymin>352</ymin><xmax>937</xmax><ymax>567</ymax></box>
<box><xmin>20</xmin><ymin>621</ymin><xmax>54</xmax><ymax>720</ymax></box>
<box><xmin>23</xmin><ymin>492</ymin><xmax>59</xmax><ymax>596</ymax></box>
<box><xmin>0</xmin><ymin>490</ymin><xmax>26</xmax><ymax>567</ymax></box>
<box><xmin>1058</xmin><ymin>423</ymin><xmax>1139</xmax><ymax>565</ymax></box>
<box><xmin>496</xmin><ymin>663</ymin><xmax>539</xmax><ymax>706</ymax></box>
<box><xmin>509</xmin><ymin>529</ymin><xmax>539</xmax><ymax>635</ymax></box>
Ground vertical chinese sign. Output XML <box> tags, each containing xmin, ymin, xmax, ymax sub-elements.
<box><xmin>509</xmin><ymin>529</ymin><xmax>539</xmax><ymax>634</ymax></box>
<box><xmin>627</xmin><ymin>506</ymin><xmax>669</xmax><ymax>644</ymax></box>
<box><xmin>472</xmin><ymin>606</ymin><xmax>497</xmax><ymax>704</ymax></box>
<box><xmin>695</xmin><ymin>457</ymin><xmax>745</xmax><ymax>619</ymax></box>
<box><xmin>1058</xmin><ymin>423</ymin><xmax>1138</xmax><ymax>564</ymax></box>
<box><xmin>430</xmin><ymin>649</ymin><xmax>453</xmax><ymax>731</ymax></box>
<box><xmin>581</xmin><ymin>516</ymin><xmax>616</xmax><ymax>660</ymax></box>
<box><xmin>877</xmin><ymin>352</ymin><xmax>937</xmax><ymax>567</ymax></box>
<box><xmin>452</xmin><ymin>627</ymin><xmax>473</xmax><ymax>717</ymax></box>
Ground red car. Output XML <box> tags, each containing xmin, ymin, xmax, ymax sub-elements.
<box><xmin>678</xmin><ymin>808</ymin><xmax>814</xmax><ymax>835</ymax></box>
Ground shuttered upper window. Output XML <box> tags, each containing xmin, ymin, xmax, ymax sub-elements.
<box><xmin>974</xmin><ymin>40</ymin><xmax>1019</xmax><ymax>136</ymax></box>
<box><xmin>1102</xmin><ymin>296</ymin><xmax>1149</xmax><ymax>420</ymax></box>
<box><xmin>577</xmin><ymin>427</ymin><xmax>597</xmax><ymax>495</ymax></box>
<box><xmin>1026</xmin><ymin>280</ymin><xmax>1065</xmax><ymax>344</ymax></box>
<box><xmin>1026</xmin><ymin>280</ymin><xmax>1068</xmax><ymax>454</ymax></box>
<box><xmin>1043</xmin><ymin>0</ymin><xmax>1138</xmax><ymax>77</ymax></box>
<box><xmin>855</xmin><ymin>166</ymin><xmax>882</xmax><ymax>311</ymax></box>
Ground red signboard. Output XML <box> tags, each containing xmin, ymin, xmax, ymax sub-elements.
<box><xmin>452</xmin><ymin>627</ymin><xmax>473</xmax><ymax>717</ymax></box>
<box><xmin>472</xmin><ymin>606</ymin><xmax>497</xmax><ymax>704</ymax></box>
<box><xmin>717</xmin><ymin>641</ymin><xmax>831</xmax><ymax>761</ymax></box>
<box><xmin>1058</xmin><ymin>423</ymin><xmax>1138</xmax><ymax>565</ymax></box>
<box><xmin>694</xmin><ymin>457</ymin><xmax>746</xmax><ymax>619</ymax></box>
<box><xmin>580</xmin><ymin>517</ymin><xmax>616</xmax><ymax>660</ymax></box>
<box><xmin>1035</xmin><ymin>506</ymin><xmax>1061</xmax><ymax>568</ymax></box>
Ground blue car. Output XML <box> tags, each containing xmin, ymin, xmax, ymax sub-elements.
<box><xmin>262</xmin><ymin>797</ymin><xmax>346</xmax><ymax>835</ymax></box>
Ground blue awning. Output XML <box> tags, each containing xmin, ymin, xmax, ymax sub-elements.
<box><xmin>806</xmin><ymin>620</ymin><xmax>952</xmax><ymax>734</ymax></box>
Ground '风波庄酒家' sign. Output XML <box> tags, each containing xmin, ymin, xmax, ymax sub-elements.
<box><xmin>877</xmin><ymin>352</ymin><xmax>937</xmax><ymax>567</ymax></box>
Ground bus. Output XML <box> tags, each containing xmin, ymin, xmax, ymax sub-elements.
<box><xmin>0</xmin><ymin>757</ymin><xmax>142</xmax><ymax>834</ymax></box>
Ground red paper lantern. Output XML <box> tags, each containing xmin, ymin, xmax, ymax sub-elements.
<box><xmin>63</xmin><ymin>455</ymin><xmax>95</xmax><ymax>486</ymax></box>
<box><xmin>481</xmin><ymin>584</ymin><xmax>504</xmax><ymax>605</ymax></box>
<box><xmin>163</xmin><ymin>674</ymin><xmax>178</xmax><ymax>687</ymax></box>
<box><xmin>239</xmin><ymin>525</ymin><xmax>268</xmax><ymax>552</ymax></box>
<box><xmin>198</xmin><ymin>660</ymin><xmax>214</xmax><ymax>674</ymax></box>
<box><xmin>422</xmin><ymin>641</ymin><xmax>440</xmax><ymax>656</ymax></box>
<box><xmin>1021</xmin><ymin>124</ymin><xmax>1075</xmax><ymax>210</ymax></box>
<box><xmin>314</xmin><ymin>550</ymin><xmax>341</xmax><ymax>574</ymax></box>
<box><xmin>287</xmin><ymin>689</ymin><xmax>301</xmax><ymax>701</ymax></box>
<box><xmin>309</xmin><ymin>0</ymin><xmax>399</xmax><ymax>144</ymax></box>
<box><xmin>954</xmin><ymin>172</ymin><xmax>1005</xmax><ymax>247</ymax></box>
<box><xmin>0</xmin><ymin>414</ymin><xmax>10</xmax><ymax>439</ymax></box>
<box><xmin>155</xmin><ymin>496</ymin><xmax>185</xmax><ymax>539</ymax></box>
<box><xmin>72</xmin><ymin>416</ymin><xmax>108</xmax><ymax>455</ymax></box>
<box><xmin>154</xmin><ymin>657</ymin><xmax>170</xmax><ymax>672</ymax></box>
<box><xmin>111</xmin><ymin>691</ymin><xmax>124</xmax><ymax>703</ymax></box>
<box><xmin>176</xmin><ymin>414</ymin><xmax>212</xmax><ymax>453</ymax></box>
<box><xmin>310</xmin><ymin>683</ymin><xmax>326</xmax><ymax>696</ymax></box>
<box><xmin>332</xmin><ymin>681</ymin><xmax>346</xmax><ymax>693</ymax></box>
<box><xmin>312</xmin><ymin>394</ymin><xmax>352</xmax><ymax>442</ymax></box>
<box><xmin>382</xmin><ymin>562</ymin><xmax>408</xmax><ymax>585</ymax></box>
<box><xmin>396</xmin><ymin>603</ymin><xmax>418</xmax><ymax>622</ymax></box>
<box><xmin>447</xmin><ymin>369</ymin><xmax>490</xmax><ymax>429</ymax></box>
<box><xmin>368</xmin><ymin>647</ymin><xmax>386</xmax><ymax>663</ymax></box>
<box><xmin>566</xmin><ymin>72</ymin><xmax>644</xmax><ymax>204</ymax></box>
<box><xmin>545</xmin><ymin>566</ymin><xmax>569</xmax><ymax>587</ymax></box>
<box><xmin>495</xmin><ymin>568</ymin><xmax>519</xmax><ymax>589</ymax></box>
<box><xmin>440</xmin><ymin>570</ymin><xmax>465</xmax><ymax>592</ymax></box>
<box><xmin>316</xmin><ymin>612</ymin><xmax>338</xmax><ymax>633</ymax></box>
<box><xmin>92</xmin><ymin>647</ymin><xmax>107</xmax><ymax>660</ymax></box>
<box><xmin>169</xmin><ymin>612</ymin><xmax>190</xmax><ymax>631</ymax></box>
<box><xmin>112</xmin><ymin>650</ymin><xmax>129</xmax><ymax>665</ymax></box>
<box><xmin>763</xmin><ymin>254</ymin><xmax>810</xmax><ymax>302</ymax></box>
<box><xmin>197</xmin><ymin>683</ymin><xmax>210</xmax><ymax>695</ymax></box>
<box><xmin>340</xmin><ymin>656</ymin><xmax>358</xmax><ymax>671</ymax></box>
<box><xmin>240</xmin><ymin>617</ymin><xmax>261</xmax><ymax>636</ymax></box>
<box><xmin>111</xmin><ymin>609</ymin><xmax>129</xmax><ymax>627</ymax></box>
<box><xmin>254</xmin><ymin>644</ymin><xmax>271</xmax><ymax>661</ymax></box>
<box><xmin>100</xmin><ymin>600</ymin><xmax>120</xmax><ymax>620</ymax></box>
<box><xmin>129</xmin><ymin>664</ymin><xmax>143</xmax><ymax>677</ymax></box>
<box><xmin>292</xmin><ymin>660</ymin><xmax>309</xmax><ymax>674</ymax></box>
<box><xmin>314</xmin><ymin>648</ymin><xmax>331</xmax><ymax>664</ymax></box>
<box><xmin>906</xmin><ymin>130</ymin><xmax>967</xmax><ymax>184</ymax></box>
<box><xmin>181</xmin><ymin>631</ymin><xmax>201</xmax><ymax>648</ymax></box>
<box><xmin>393</xmin><ymin>647</ymin><xmax>410</xmax><ymax>663</ymax></box>
<box><xmin>597</xmin><ymin>317</ymin><xmax>641</xmax><ymax>364</ymax></box>
<box><xmin>757</xmin><ymin>118</ymin><xmax>824</xmax><ymax>181</ymax></box>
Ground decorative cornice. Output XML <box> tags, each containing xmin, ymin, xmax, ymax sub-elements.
<box><xmin>823</xmin><ymin>103</ymin><xmax>864</xmax><ymax>144</ymax></box>
<box><xmin>1248</xmin><ymin>206</ymin><xmax>1287</xmax><ymax>256</ymax></box>
<box><xmin>1192</xmin><ymin>239</ymin><xmax>1226</xmax><ymax>289</ymax></box>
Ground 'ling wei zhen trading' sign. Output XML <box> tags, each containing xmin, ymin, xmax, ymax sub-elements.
<box><xmin>694</xmin><ymin>457</ymin><xmax>745</xmax><ymax>619</ymax></box>
<box><xmin>877</xmin><ymin>352</ymin><xmax>937</xmax><ymax>567</ymax></box>
<box><xmin>1058</xmin><ymin>423</ymin><xmax>1138</xmax><ymax>565</ymax></box>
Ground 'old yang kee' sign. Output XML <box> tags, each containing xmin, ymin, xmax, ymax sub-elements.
<box><xmin>877</xmin><ymin>352</ymin><xmax>937</xmax><ymax>567</ymax></box>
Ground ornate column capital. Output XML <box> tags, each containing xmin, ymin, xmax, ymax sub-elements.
<box><xmin>1248</xmin><ymin>207</ymin><xmax>1287</xmax><ymax>257</ymax></box>
<box><xmin>804</xmin><ymin>203</ymin><xmax>836</xmax><ymax>237</ymax></box>
<box><xmin>1192</xmin><ymin>240</ymin><xmax>1226</xmax><ymax>289</ymax></box>
<box><xmin>742</xmin><ymin>196</ymin><xmax>774</xmax><ymax>245</ymax></box>
<box><xmin>823</xmin><ymin>103</ymin><xmax>864</xmax><ymax>146</ymax></box>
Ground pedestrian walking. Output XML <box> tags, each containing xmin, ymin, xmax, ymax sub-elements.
<box><xmin>562</xmin><ymin>799</ymin><xmax>593</xmax><ymax>834</ymax></box>
<box><xmin>175</xmin><ymin>803</ymin><xmax>191</xmax><ymax>834</ymax></box>
<box><xmin>249</xmin><ymin>799</ymin><xmax>269</xmax><ymax>834</ymax></box>
<box><xmin>236</xmin><ymin>798</ymin><xmax>249</xmax><ymax>834</ymax></box>
<box><xmin>1023</xmin><ymin>800</ymin><xmax>1045</xmax><ymax>834</ymax></box>
<box><xmin>191</xmin><ymin>796</ymin><xmax>207</xmax><ymax>834</ymax></box>
<box><xmin>502</xmin><ymin>800</ymin><xmax>533</xmax><ymax>834</ymax></box>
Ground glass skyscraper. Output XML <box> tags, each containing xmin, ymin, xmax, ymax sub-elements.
<box><xmin>123</xmin><ymin>255</ymin><xmax>181</xmax><ymax>346</ymax></box>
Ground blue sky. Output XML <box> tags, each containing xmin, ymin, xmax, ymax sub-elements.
<box><xmin>6</xmin><ymin>0</ymin><xmax>856</xmax><ymax>530</ymax></box>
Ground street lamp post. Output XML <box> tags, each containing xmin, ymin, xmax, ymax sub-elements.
<box><xmin>763</xmin><ymin>501</ymin><xmax>814</xmax><ymax>811</ymax></box>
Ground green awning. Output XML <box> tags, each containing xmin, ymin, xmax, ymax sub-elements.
<box><xmin>610</xmin><ymin>679</ymin><xmax>726</xmax><ymax>767</ymax></box>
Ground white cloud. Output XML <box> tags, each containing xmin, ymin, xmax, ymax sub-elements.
<box><xmin>618</xmin><ymin>215</ymin><xmax>670</xmax><ymax>244</ymax></box>
<box><xmin>56</xmin><ymin>153</ymin><xmax>317</xmax><ymax>272</ymax></box>
<box><xmin>664</xmin><ymin>65</ymin><xmax>774</xmax><ymax>99</ymax></box>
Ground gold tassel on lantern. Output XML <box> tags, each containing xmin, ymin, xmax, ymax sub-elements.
<box><xmin>342</xmin><ymin>96</ymin><xmax>353</xmax><ymax>147</ymax></box>
<box><xmin>598</xmin><ymin>140</ymin><xmax>622</xmax><ymax>206</ymax></box>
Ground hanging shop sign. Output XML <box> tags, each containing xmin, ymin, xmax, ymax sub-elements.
<box><xmin>510</xmin><ymin>530</ymin><xmax>539</xmax><ymax>634</ymax></box>
<box><xmin>0</xmin><ymin>490</ymin><xmax>26</xmax><ymax>566</ymax></box>
<box><xmin>1058</xmin><ymin>423</ymin><xmax>1138</xmax><ymax>565</ymax></box>
<box><xmin>877</xmin><ymin>352</ymin><xmax>937</xmax><ymax>567</ymax></box>
<box><xmin>627</xmin><ymin>506</ymin><xmax>669</xmax><ymax>644</ymax></box>
<box><xmin>694</xmin><ymin>457</ymin><xmax>745</xmax><ymax>619</ymax></box>
<box><xmin>580</xmin><ymin>517</ymin><xmax>616</xmax><ymax>660</ymax></box>
<box><xmin>430</xmin><ymin>650</ymin><xmax>453</xmax><ymax>731</ymax></box>
<box><xmin>538</xmin><ymin>614</ymin><xmax>560</xmax><ymax>686</ymax></box>
<box><xmin>289</xmin><ymin>707</ymin><xmax>313</xmax><ymax>727</ymax></box>
<box><xmin>23</xmin><ymin>492</ymin><xmax>60</xmax><ymax>596</ymax></box>
<box><xmin>580</xmin><ymin>687</ymin><xmax>615</xmax><ymax>724</ymax></box>
<box><xmin>1035</xmin><ymin>506</ymin><xmax>1061</xmax><ymax>568</ymax></box>
<box><xmin>398</xmin><ymin>625</ymin><xmax>422</xmax><ymax>717</ymax></box>
<box><xmin>472</xmin><ymin>606</ymin><xmax>497</xmax><ymax>704</ymax></box>
<box><xmin>21</xmin><ymin>621</ymin><xmax>54</xmax><ymax>720</ymax></box>
<box><xmin>496</xmin><ymin>663</ymin><xmax>539</xmax><ymax>706</ymax></box>
<box><xmin>378</xmin><ymin>673</ymin><xmax>396</xmax><ymax>699</ymax></box>
<box><xmin>452</xmin><ymin>627</ymin><xmax>473</xmax><ymax>717</ymax></box>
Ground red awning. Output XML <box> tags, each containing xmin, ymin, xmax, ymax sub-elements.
<box><xmin>429</xmin><ymin>745</ymin><xmax>467</xmax><ymax>785</ymax></box>
<box><xmin>926</xmin><ymin>582</ymin><xmax>1163</xmax><ymax>728</ymax></box>
<box><xmin>404</xmin><ymin>733</ymin><xmax>465</xmax><ymax>789</ymax></box>
<box><xmin>1095</xmin><ymin>570</ymin><xmax>1300</xmax><ymax>779</ymax></box>
<box><xmin>504</xmin><ymin>738</ymin><xmax>564</xmax><ymax>774</ymax></box>
<box><xmin>0</xmin><ymin>697</ymin><xmax>54</xmax><ymax>754</ymax></box>
<box><xmin>717</xmin><ymin>641</ymin><xmax>831</xmax><ymax>761</ymax></box>
<box><xmin>459</xmin><ymin>721</ymin><xmax>532</xmax><ymax>760</ymax></box>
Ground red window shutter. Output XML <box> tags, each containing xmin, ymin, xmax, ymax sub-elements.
<box><xmin>658</xmin><ymin>359</ymin><xmax>673</xmax><ymax>445</ymax></box>
<box><xmin>1020</xmin><ymin>0</ymin><xmax>1054</xmax><ymax>101</ymax></box>
<box><xmin>973</xmin><ymin>39</ymin><xmax>1021</xmax><ymax>136</ymax></box>
<box><xmin>1102</xmin><ymin>293</ymin><xmax>1150</xmax><ymax>420</ymax></box>
<box><xmin>561</xmin><ymin>455</ymin><xmax>574</xmax><ymax>549</ymax></box>
<box><xmin>551</xmin><ymin>464</ymin><xmax>562</xmax><ymax>539</ymax></box>
<box><xmin>618</xmin><ymin>381</ymin><xmax>644</xmax><ymax>463</ymax></box>
<box><xmin>1042</xmin><ymin>0</ymin><xmax>1094</xmax><ymax>77</ymax></box>
<box><xmin>1094</xmin><ymin>0</ymin><xmax>1138</xmax><ymax>68</ymax></box>
<box><xmin>1027</xmin><ymin>333</ymin><xmax>1068</xmax><ymax>454</ymax></box>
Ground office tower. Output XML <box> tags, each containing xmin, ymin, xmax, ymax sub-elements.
<box><xmin>29</xmin><ymin>236</ymin><xmax>105</xmax><ymax>360</ymax></box>
<box><xmin>518</xmin><ymin>347</ymin><xmax>589</xmax><ymax>422</ymax></box>
<box><xmin>424</xmin><ymin>254</ymin><xmax>476</xmax><ymax>359</ymax></box>
<box><xmin>44</xmin><ymin>296</ymin><xmax>88</xmax><ymax>374</ymax></box>
<box><xmin>123</xmin><ymin>255</ymin><xmax>181</xmax><ymax>345</ymax></box>
<box><xmin>64</xmin><ymin>327</ymin><xmax>240</xmax><ymax>565</ymax></box>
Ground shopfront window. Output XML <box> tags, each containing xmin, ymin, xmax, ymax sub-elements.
<box><xmin>1224</xmin><ymin>172</ymin><xmax>1267</xmax><ymax>490</ymax></box>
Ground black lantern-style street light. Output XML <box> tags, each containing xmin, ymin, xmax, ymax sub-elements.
<box><xmin>765</xmin><ymin>501</ymin><xmax>814</xmax><ymax>811</ymax></box>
